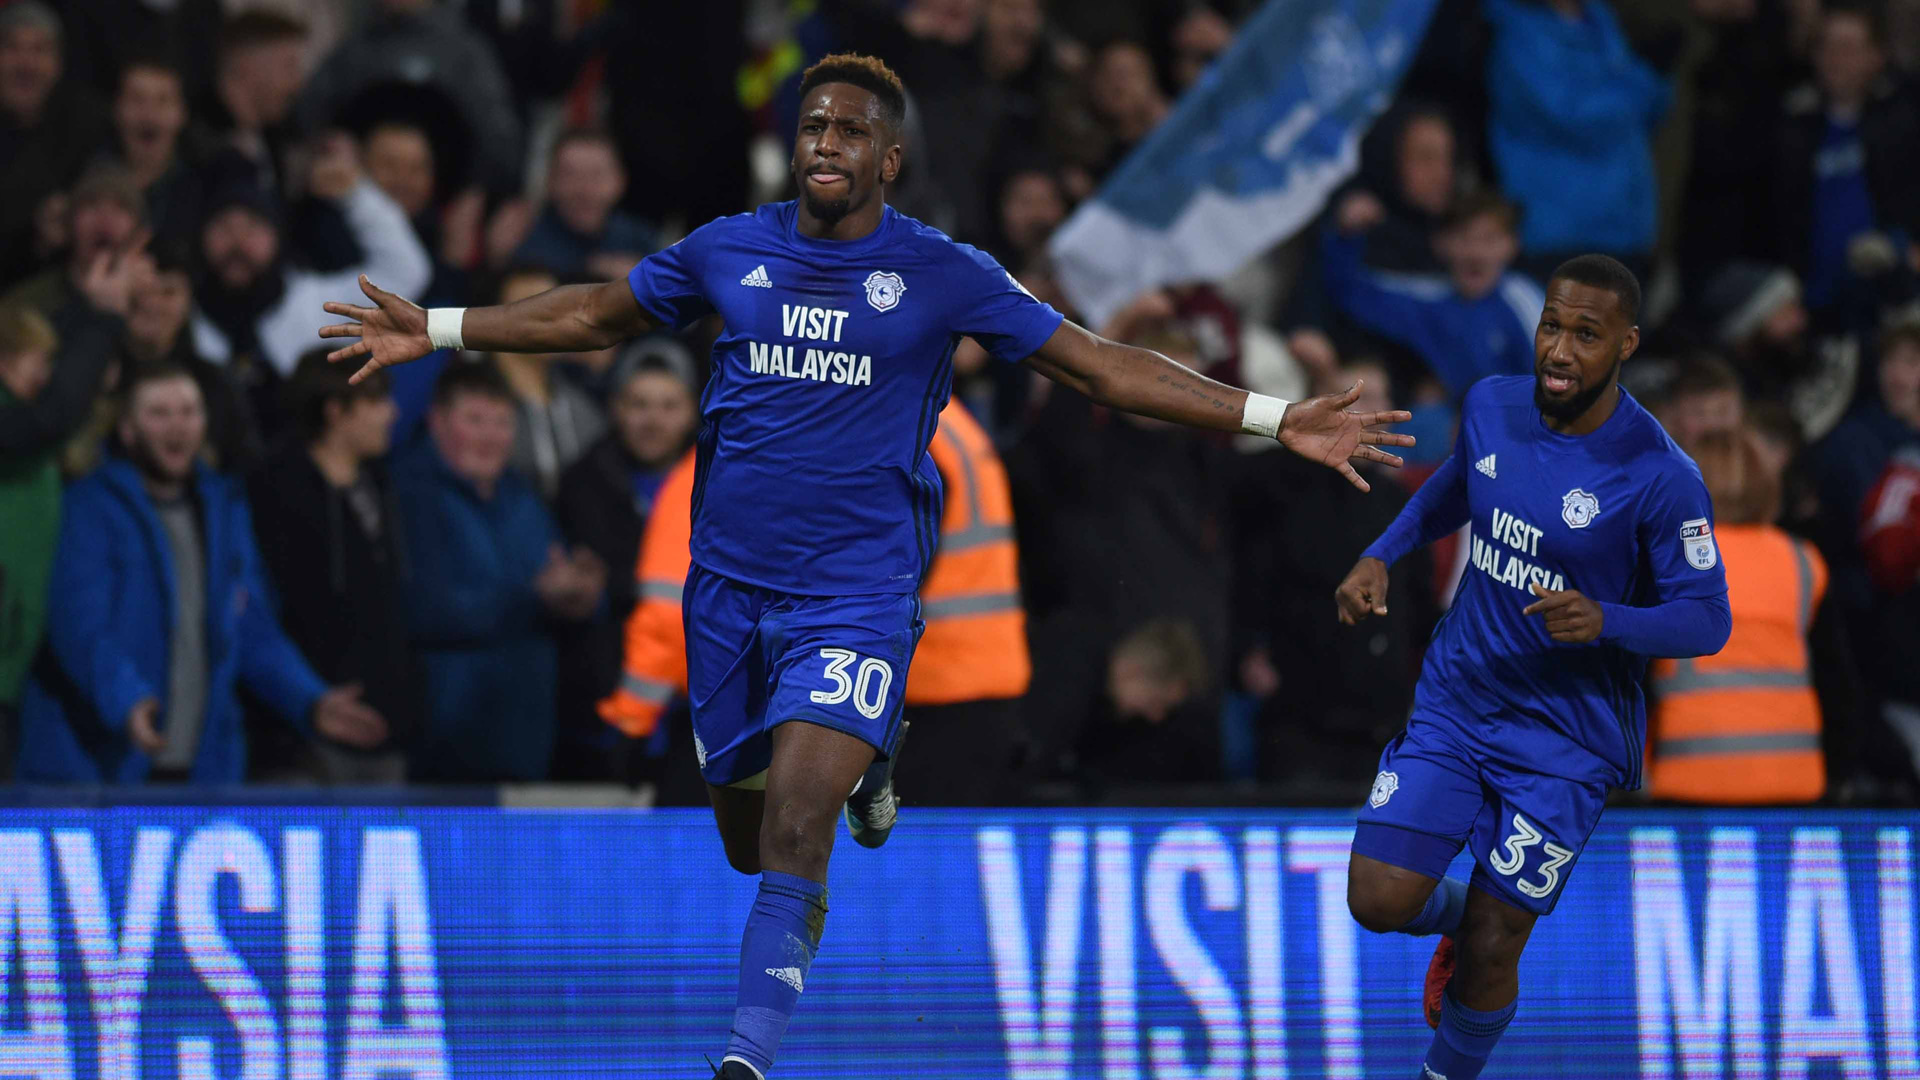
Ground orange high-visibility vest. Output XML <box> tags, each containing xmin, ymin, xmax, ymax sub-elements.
<box><xmin>908</xmin><ymin>401</ymin><xmax>1030</xmax><ymax>705</ymax></box>
<box><xmin>598</xmin><ymin>402</ymin><xmax>1030</xmax><ymax>733</ymax></box>
<box><xmin>597</xmin><ymin>452</ymin><xmax>696</xmax><ymax>737</ymax></box>
<box><xmin>1647</xmin><ymin>525</ymin><xmax>1827</xmax><ymax>804</ymax></box>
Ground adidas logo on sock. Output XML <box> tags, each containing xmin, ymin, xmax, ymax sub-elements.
<box><xmin>1475</xmin><ymin>453</ymin><xmax>1497</xmax><ymax>479</ymax></box>
<box><xmin>740</xmin><ymin>265</ymin><xmax>773</xmax><ymax>288</ymax></box>
<box><xmin>765</xmin><ymin>966</ymin><xmax>805</xmax><ymax>992</ymax></box>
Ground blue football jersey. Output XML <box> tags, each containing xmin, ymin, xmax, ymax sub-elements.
<box><xmin>628</xmin><ymin>202</ymin><xmax>1063</xmax><ymax>595</ymax></box>
<box><xmin>1365</xmin><ymin>376</ymin><xmax>1730</xmax><ymax>788</ymax></box>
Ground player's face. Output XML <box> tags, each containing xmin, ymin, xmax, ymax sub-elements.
<box><xmin>1534</xmin><ymin>279</ymin><xmax>1638</xmax><ymax>422</ymax></box>
<box><xmin>792</xmin><ymin>84</ymin><xmax>900</xmax><ymax>224</ymax></box>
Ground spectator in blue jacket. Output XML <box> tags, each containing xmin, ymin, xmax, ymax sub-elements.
<box><xmin>392</xmin><ymin>360</ymin><xmax>606</xmax><ymax>783</ymax></box>
<box><xmin>1483</xmin><ymin>0</ymin><xmax>1668</xmax><ymax>278</ymax></box>
<box><xmin>1322</xmin><ymin>188</ymin><xmax>1543</xmax><ymax>404</ymax></box>
<box><xmin>17</xmin><ymin>362</ymin><xmax>387</xmax><ymax>783</ymax></box>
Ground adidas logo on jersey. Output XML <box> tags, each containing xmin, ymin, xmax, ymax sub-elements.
<box><xmin>765</xmin><ymin>966</ymin><xmax>805</xmax><ymax>992</ymax></box>
<box><xmin>740</xmin><ymin>265</ymin><xmax>773</xmax><ymax>288</ymax></box>
<box><xmin>1475</xmin><ymin>454</ymin><xmax>1497</xmax><ymax>479</ymax></box>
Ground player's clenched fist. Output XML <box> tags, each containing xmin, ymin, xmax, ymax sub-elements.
<box><xmin>1335</xmin><ymin>557</ymin><xmax>1390</xmax><ymax>624</ymax></box>
<box><xmin>1523</xmin><ymin>582</ymin><xmax>1604</xmax><ymax>643</ymax></box>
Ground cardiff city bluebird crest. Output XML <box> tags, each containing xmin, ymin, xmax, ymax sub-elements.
<box><xmin>1369</xmin><ymin>770</ymin><xmax>1399</xmax><ymax>808</ymax></box>
<box><xmin>1561</xmin><ymin>488</ymin><xmax>1600</xmax><ymax>529</ymax></box>
<box><xmin>864</xmin><ymin>271</ymin><xmax>906</xmax><ymax>312</ymax></box>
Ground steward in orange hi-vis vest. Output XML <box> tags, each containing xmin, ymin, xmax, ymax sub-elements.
<box><xmin>599</xmin><ymin>402</ymin><xmax>1030</xmax><ymax>740</ymax></box>
<box><xmin>1649</xmin><ymin>429</ymin><xmax>1826</xmax><ymax>804</ymax></box>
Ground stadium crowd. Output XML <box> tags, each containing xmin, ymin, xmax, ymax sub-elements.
<box><xmin>0</xmin><ymin>0</ymin><xmax>1916</xmax><ymax>807</ymax></box>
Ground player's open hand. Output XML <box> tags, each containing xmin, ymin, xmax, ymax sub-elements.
<box><xmin>319</xmin><ymin>275</ymin><xmax>433</xmax><ymax>385</ymax></box>
<box><xmin>1524</xmin><ymin>582</ymin><xmax>1604</xmax><ymax>644</ymax></box>
<box><xmin>1335</xmin><ymin>557</ymin><xmax>1390</xmax><ymax>624</ymax></box>
<box><xmin>1278</xmin><ymin>380</ymin><xmax>1415</xmax><ymax>492</ymax></box>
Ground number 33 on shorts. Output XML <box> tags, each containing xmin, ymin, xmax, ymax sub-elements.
<box><xmin>810</xmin><ymin>648</ymin><xmax>895</xmax><ymax>720</ymax></box>
<box><xmin>1488</xmin><ymin>813</ymin><xmax>1574</xmax><ymax>898</ymax></box>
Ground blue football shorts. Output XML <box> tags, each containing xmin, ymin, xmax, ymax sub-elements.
<box><xmin>682</xmin><ymin>564</ymin><xmax>922</xmax><ymax>787</ymax></box>
<box><xmin>1351</xmin><ymin>714</ymin><xmax>1610</xmax><ymax>916</ymax></box>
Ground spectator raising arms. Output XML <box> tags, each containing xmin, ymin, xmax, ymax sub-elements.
<box><xmin>18</xmin><ymin>363</ymin><xmax>386</xmax><ymax>784</ymax></box>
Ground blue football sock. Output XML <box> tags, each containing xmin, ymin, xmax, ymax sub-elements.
<box><xmin>724</xmin><ymin>870</ymin><xmax>829</xmax><ymax>1076</ymax></box>
<box><xmin>1419</xmin><ymin>989</ymin><xmax>1515</xmax><ymax>1080</ymax></box>
<box><xmin>1399</xmin><ymin>876</ymin><xmax>1467</xmax><ymax>937</ymax></box>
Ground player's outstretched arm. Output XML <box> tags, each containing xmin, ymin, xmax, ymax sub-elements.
<box><xmin>319</xmin><ymin>275</ymin><xmax>659</xmax><ymax>385</ymax></box>
<box><xmin>1025</xmin><ymin>320</ymin><xmax>1414</xmax><ymax>492</ymax></box>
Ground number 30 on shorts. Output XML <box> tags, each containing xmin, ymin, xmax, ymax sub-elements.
<box><xmin>1488</xmin><ymin>813</ymin><xmax>1574</xmax><ymax>898</ymax></box>
<box><xmin>809</xmin><ymin>648</ymin><xmax>894</xmax><ymax>720</ymax></box>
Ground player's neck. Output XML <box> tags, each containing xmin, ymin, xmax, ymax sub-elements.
<box><xmin>1544</xmin><ymin>383</ymin><xmax>1620</xmax><ymax>437</ymax></box>
<box><xmin>795</xmin><ymin>198</ymin><xmax>886</xmax><ymax>242</ymax></box>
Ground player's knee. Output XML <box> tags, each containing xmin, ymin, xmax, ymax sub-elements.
<box><xmin>1456</xmin><ymin>909</ymin><xmax>1531</xmax><ymax>972</ymax></box>
<box><xmin>759</xmin><ymin>803</ymin><xmax>834</xmax><ymax>874</ymax></box>
<box><xmin>1346</xmin><ymin>876</ymin><xmax>1425</xmax><ymax>935</ymax></box>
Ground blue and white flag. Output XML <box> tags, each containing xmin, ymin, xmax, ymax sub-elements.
<box><xmin>1049</xmin><ymin>0</ymin><xmax>1440</xmax><ymax>328</ymax></box>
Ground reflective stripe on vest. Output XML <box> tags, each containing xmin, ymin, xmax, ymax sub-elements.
<box><xmin>922</xmin><ymin>591</ymin><xmax>1022</xmax><ymax>619</ymax></box>
<box><xmin>1659</xmin><ymin>539</ymin><xmax>1816</xmax><ymax>697</ymax></box>
<box><xmin>936</xmin><ymin>423</ymin><xmax>987</xmax><ymax>528</ymax></box>
<box><xmin>940</xmin><ymin>522</ymin><xmax>1014</xmax><ymax>554</ymax></box>
<box><xmin>1654</xmin><ymin>732</ymin><xmax>1822</xmax><ymax>758</ymax></box>
<box><xmin>620</xmin><ymin>672</ymin><xmax>675</xmax><ymax>704</ymax></box>
<box><xmin>640</xmin><ymin>580</ymin><xmax>684</xmax><ymax>603</ymax></box>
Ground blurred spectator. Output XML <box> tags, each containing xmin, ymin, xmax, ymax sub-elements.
<box><xmin>1700</xmin><ymin>262</ymin><xmax>1860</xmax><ymax>440</ymax></box>
<box><xmin>108</xmin><ymin>58</ymin><xmax>208</xmax><ymax>253</ymax></box>
<box><xmin>190</xmin><ymin>141</ymin><xmax>432</xmax><ymax>382</ymax></box>
<box><xmin>206</xmin><ymin>11</ymin><xmax>308</xmax><ymax>198</ymax></box>
<box><xmin>1168</xmin><ymin>5</ymin><xmax>1234</xmax><ymax>91</ymax></box>
<box><xmin>298</xmin><ymin>0</ymin><xmax>523</xmax><ymax>195</ymax></box>
<box><xmin>1230</xmin><ymin>362</ymin><xmax>1430</xmax><ymax>785</ymax></box>
<box><xmin>488</xmin><ymin>266</ymin><xmax>608</xmax><ymax>500</ymax></box>
<box><xmin>1647</xmin><ymin>427</ymin><xmax>1855</xmax><ymax>804</ymax></box>
<box><xmin>2</xmin><ymin>163</ymin><xmax>144</xmax><ymax>320</ymax></box>
<box><xmin>249</xmin><ymin>352</ymin><xmax>420</xmax><ymax>784</ymax></box>
<box><xmin>0</xmin><ymin>1</ymin><xmax>110</xmax><ymax>290</ymax></box>
<box><xmin>1774</xmin><ymin>3</ymin><xmax>1920</xmax><ymax>321</ymax></box>
<box><xmin>552</xmin><ymin>343</ymin><xmax>699</xmax><ymax>782</ymax></box>
<box><xmin>513</xmin><ymin>128</ymin><xmax>657</xmax><ymax>280</ymax></box>
<box><xmin>1010</xmin><ymin>376</ymin><xmax>1229</xmax><ymax>775</ymax></box>
<box><xmin>0</xmin><ymin>306</ymin><xmax>59</xmax><ymax>774</ymax></box>
<box><xmin>124</xmin><ymin>243</ymin><xmax>262</xmax><ymax>474</ymax></box>
<box><xmin>1068</xmin><ymin>618</ymin><xmax>1220</xmax><ymax>789</ymax></box>
<box><xmin>392</xmin><ymin>361</ymin><xmax>605</xmax><ymax>783</ymax></box>
<box><xmin>1483</xmin><ymin>0</ymin><xmax>1668</xmax><ymax>277</ymax></box>
<box><xmin>1349</xmin><ymin>102</ymin><xmax>1461</xmax><ymax>275</ymax></box>
<box><xmin>1322</xmin><ymin>189</ymin><xmax>1541</xmax><ymax>402</ymax></box>
<box><xmin>1812</xmin><ymin>315</ymin><xmax>1920</xmax><ymax>786</ymax></box>
<box><xmin>990</xmin><ymin>166</ymin><xmax>1067</xmax><ymax>268</ymax></box>
<box><xmin>1653</xmin><ymin>354</ymin><xmax>1746</xmax><ymax>447</ymax></box>
<box><xmin>461</xmin><ymin>0</ymin><xmax>596</xmax><ymax>127</ymax></box>
<box><xmin>361</xmin><ymin>120</ymin><xmax>478</xmax><ymax>305</ymax></box>
<box><xmin>1087</xmin><ymin>40</ymin><xmax>1170</xmax><ymax>179</ymax></box>
<box><xmin>18</xmin><ymin>363</ymin><xmax>386</xmax><ymax>784</ymax></box>
<box><xmin>1679</xmin><ymin>0</ymin><xmax>1814</xmax><ymax>290</ymax></box>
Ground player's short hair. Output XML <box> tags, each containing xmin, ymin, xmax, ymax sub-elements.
<box><xmin>1441</xmin><ymin>189</ymin><xmax>1520</xmax><ymax>236</ymax></box>
<box><xmin>217</xmin><ymin>10</ymin><xmax>306</xmax><ymax>59</ymax></box>
<box><xmin>431</xmin><ymin>358</ymin><xmax>515</xmax><ymax>409</ymax></box>
<box><xmin>797</xmin><ymin>53</ymin><xmax>907</xmax><ymax>136</ymax></box>
<box><xmin>0</xmin><ymin>304</ymin><xmax>56</xmax><ymax>359</ymax></box>
<box><xmin>287</xmin><ymin>347</ymin><xmax>391</xmax><ymax>442</ymax></box>
<box><xmin>1550</xmin><ymin>254</ymin><xmax>1642</xmax><ymax>324</ymax></box>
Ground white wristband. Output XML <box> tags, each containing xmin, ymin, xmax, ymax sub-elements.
<box><xmin>427</xmin><ymin>307</ymin><xmax>466</xmax><ymax>351</ymax></box>
<box><xmin>1241</xmin><ymin>392</ymin><xmax>1290</xmax><ymax>439</ymax></box>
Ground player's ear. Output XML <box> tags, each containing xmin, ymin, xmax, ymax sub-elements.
<box><xmin>1619</xmin><ymin>325</ymin><xmax>1641</xmax><ymax>364</ymax></box>
<box><xmin>881</xmin><ymin>142</ymin><xmax>903</xmax><ymax>185</ymax></box>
